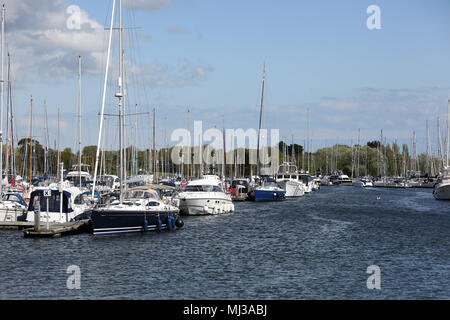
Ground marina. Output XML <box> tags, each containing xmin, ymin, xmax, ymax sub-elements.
<box><xmin>0</xmin><ymin>0</ymin><xmax>448</xmax><ymax>303</ymax></box>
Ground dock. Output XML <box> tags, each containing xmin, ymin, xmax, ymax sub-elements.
<box><xmin>0</xmin><ymin>221</ymin><xmax>35</xmax><ymax>230</ymax></box>
<box><xmin>22</xmin><ymin>219</ymin><xmax>92</xmax><ymax>238</ymax></box>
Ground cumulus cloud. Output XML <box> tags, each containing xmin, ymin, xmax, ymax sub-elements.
<box><xmin>3</xmin><ymin>0</ymin><xmax>106</xmax><ymax>84</ymax></box>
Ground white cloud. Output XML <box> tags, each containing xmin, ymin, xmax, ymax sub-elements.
<box><xmin>3</xmin><ymin>0</ymin><xmax>106</xmax><ymax>84</ymax></box>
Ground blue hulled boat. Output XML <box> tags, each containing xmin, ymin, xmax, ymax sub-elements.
<box><xmin>251</xmin><ymin>178</ymin><xmax>286</xmax><ymax>202</ymax></box>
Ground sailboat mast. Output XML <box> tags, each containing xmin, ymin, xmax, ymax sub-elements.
<box><xmin>57</xmin><ymin>108</ymin><xmax>60</xmax><ymax>180</ymax></box>
<box><xmin>256</xmin><ymin>62</ymin><xmax>265</xmax><ymax>177</ymax></box>
<box><xmin>152</xmin><ymin>107</ymin><xmax>156</xmax><ymax>182</ymax></box>
<box><xmin>0</xmin><ymin>5</ymin><xmax>5</xmax><ymax>200</ymax></box>
<box><xmin>77</xmin><ymin>55</ymin><xmax>82</xmax><ymax>187</ymax></box>
<box><xmin>445</xmin><ymin>99</ymin><xmax>450</xmax><ymax>167</ymax></box>
<box><xmin>29</xmin><ymin>96</ymin><xmax>33</xmax><ymax>187</ymax></box>
<box><xmin>43</xmin><ymin>100</ymin><xmax>48</xmax><ymax>175</ymax></box>
<box><xmin>117</xmin><ymin>0</ymin><xmax>124</xmax><ymax>204</ymax></box>
<box><xmin>5</xmin><ymin>51</ymin><xmax>9</xmax><ymax>181</ymax></box>
<box><xmin>91</xmin><ymin>0</ymin><xmax>116</xmax><ymax>200</ymax></box>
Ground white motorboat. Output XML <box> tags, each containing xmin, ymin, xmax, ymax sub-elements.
<box><xmin>433</xmin><ymin>167</ymin><xmax>450</xmax><ymax>200</ymax></box>
<box><xmin>353</xmin><ymin>177</ymin><xmax>374</xmax><ymax>187</ymax></box>
<box><xmin>0</xmin><ymin>193</ymin><xmax>28</xmax><ymax>222</ymax></box>
<box><xmin>20</xmin><ymin>185</ymin><xmax>88</xmax><ymax>224</ymax></box>
<box><xmin>276</xmin><ymin>163</ymin><xmax>305</xmax><ymax>197</ymax></box>
<box><xmin>176</xmin><ymin>176</ymin><xmax>234</xmax><ymax>215</ymax></box>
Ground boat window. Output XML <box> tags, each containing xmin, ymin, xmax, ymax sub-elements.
<box><xmin>144</xmin><ymin>192</ymin><xmax>157</xmax><ymax>199</ymax></box>
<box><xmin>6</xmin><ymin>194</ymin><xmax>20</xmax><ymax>202</ymax></box>
<box><xmin>147</xmin><ymin>201</ymin><xmax>160</xmax><ymax>207</ymax></box>
<box><xmin>185</xmin><ymin>185</ymin><xmax>203</xmax><ymax>192</ymax></box>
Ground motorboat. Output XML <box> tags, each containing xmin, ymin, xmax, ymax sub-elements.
<box><xmin>250</xmin><ymin>177</ymin><xmax>286</xmax><ymax>202</ymax></box>
<box><xmin>0</xmin><ymin>193</ymin><xmax>28</xmax><ymax>222</ymax></box>
<box><xmin>19</xmin><ymin>185</ymin><xmax>88</xmax><ymax>224</ymax></box>
<box><xmin>275</xmin><ymin>163</ymin><xmax>305</xmax><ymax>197</ymax></box>
<box><xmin>433</xmin><ymin>167</ymin><xmax>450</xmax><ymax>200</ymax></box>
<box><xmin>176</xmin><ymin>175</ymin><xmax>234</xmax><ymax>215</ymax></box>
<box><xmin>353</xmin><ymin>177</ymin><xmax>374</xmax><ymax>187</ymax></box>
<box><xmin>229</xmin><ymin>179</ymin><xmax>250</xmax><ymax>201</ymax></box>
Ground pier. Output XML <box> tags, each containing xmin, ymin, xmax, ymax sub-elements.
<box><xmin>22</xmin><ymin>220</ymin><xmax>91</xmax><ymax>238</ymax></box>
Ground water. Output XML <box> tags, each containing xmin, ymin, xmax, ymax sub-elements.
<box><xmin>0</xmin><ymin>187</ymin><xmax>448</xmax><ymax>299</ymax></box>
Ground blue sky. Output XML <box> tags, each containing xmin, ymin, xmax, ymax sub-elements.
<box><xmin>3</xmin><ymin>0</ymin><xmax>450</xmax><ymax>153</ymax></box>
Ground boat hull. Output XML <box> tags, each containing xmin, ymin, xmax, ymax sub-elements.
<box><xmin>178</xmin><ymin>197</ymin><xmax>234</xmax><ymax>216</ymax></box>
<box><xmin>91</xmin><ymin>209</ymin><xmax>180</xmax><ymax>235</ymax></box>
<box><xmin>253</xmin><ymin>189</ymin><xmax>285</xmax><ymax>201</ymax></box>
<box><xmin>433</xmin><ymin>183</ymin><xmax>450</xmax><ymax>200</ymax></box>
<box><xmin>277</xmin><ymin>180</ymin><xmax>305</xmax><ymax>197</ymax></box>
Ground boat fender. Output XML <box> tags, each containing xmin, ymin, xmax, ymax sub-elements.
<box><xmin>175</xmin><ymin>217</ymin><xmax>184</xmax><ymax>228</ymax></box>
<box><xmin>167</xmin><ymin>216</ymin><xmax>173</xmax><ymax>231</ymax></box>
<box><xmin>143</xmin><ymin>219</ymin><xmax>149</xmax><ymax>232</ymax></box>
<box><xmin>157</xmin><ymin>218</ymin><xmax>162</xmax><ymax>232</ymax></box>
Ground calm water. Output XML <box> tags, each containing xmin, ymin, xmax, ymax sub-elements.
<box><xmin>0</xmin><ymin>186</ymin><xmax>448</xmax><ymax>299</ymax></box>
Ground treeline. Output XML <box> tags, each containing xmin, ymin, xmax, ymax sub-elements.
<box><xmin>5</xmin><ymin>139</ymin><xmax>435</xmax><ymax>178</ymax></box>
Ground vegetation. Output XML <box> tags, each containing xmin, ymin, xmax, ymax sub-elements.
<box><xmin>5</xmin><ymin>139</ymin><xmax>437</xmax><ymax>179</ymax></box>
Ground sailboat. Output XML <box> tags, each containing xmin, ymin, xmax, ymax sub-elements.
<box><xmin>90</xmin><ymin>0</ymin><xmax>183</xmax><ymax>235</ymax></box>
<box><xmin>433</xmin><ymin>99</ymin><xmax>450</xmax><ymax>200</ymax></box>
<box><xmin>249</xmin><ymin>63</ymin><xmax>285</xmax><ymax>202</ymax></box>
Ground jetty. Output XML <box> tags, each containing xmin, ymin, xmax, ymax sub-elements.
<box><xmin>0</xmin><ymin>221</ymin><xmax>34</xmax><ymax>230</ymax></box>
<box><xmin>22</xmin><ymin>219</ymin><xmax>91</xmax><ymax>238</ymax></box>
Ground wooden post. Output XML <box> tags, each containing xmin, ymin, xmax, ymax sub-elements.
<box><xmin>34</xmin><ymin>201</ymin><xmax>40</xmax><ymax>231</ymax></box>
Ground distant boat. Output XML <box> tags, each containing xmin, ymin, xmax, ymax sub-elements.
<box><xmin>353</xmin><ymin>177</ymin><xmax>373</xmax><ymax>187</ymax></box>
<box><xmin>176</xmin><ymin>175</ymin><xmax>234</xmax><ymax>215</ymax></box>
<box><xmin>433</xmin><ymin>166</ymin><xmax>450</xmax><ymax>200</ymax></box>
<box><xmin>275</xmin><ymin>163</ymin><xmax>305</xmax><ymax>197</ymax></box>
<box><xmin>66</xmin><ymin>164</ymin><xmax>92</xmax><ymax>188</ymax></box>
<box><xmin>250</xmin><ymin>177</ymin><xmax>286</xmax><ymax>202</ymax></box>
<box><xmin>229</xmin><ymin>179</ymin><xmax>250</xmax><ymax>201</ymax></box>
<box><xmin>0</xmin><ymin>193</ymin><xmax>28</xmax><ymax>222</ymax></box>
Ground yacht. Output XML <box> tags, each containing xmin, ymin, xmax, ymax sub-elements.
<box><xmin>275</xmin><ymin>163</ymin><xmax>305</xmax><ymax>197</ymax></box>
<box><xmin>433</xmin><ymin>167</ymin><xmax>450</xmax><ymax>200</ymax></box>
<box><xmin>176</xmin><ymin>176</ymin><xmax>234</xmax><ymax>215</ymax></box>
<box><xmin>353</xmin><ymin>177</ymin><xmax>374</xmax><ymax>187</ymax></box>
<box><xmin>250</xmin><ymin>177</ymin><xmax>286</xmax><ymax>202</ymax></box>
<box><xmin>229</xmin><ymin>179</ymin><xmax>250</xmax><ymax>201</ymax></box>
<box><xmin>91</xmin><ymin>186</ymin><xmax>182</xmax><ymax>236</ymax></box>
<box><xmin>89</xmin><ymin>0</ymin><xmax>183</xmax><ymax>236</ymax></box>
<box><xmin>298</xmin><ymin>172</ymin><xmax>314</xmax><ymax>193</ymax></box>
<box><xmin>66</xmin><ymin>164</ymin><xmax>92</xmax><ymax>189</ymax></box>
<box><xmin>96</xmin><ymin>174</ymin><xmax>120</xmax><ymax>194</ymax></box>
<box><xmin>0</xmin><ymin>193</ymin><xmax>28</xmax><ymax>222</ymax></box>
<box><xmin>19</xmin><ymin>185</ymin><xmax>88</xmax><ymax>224</ymax></box>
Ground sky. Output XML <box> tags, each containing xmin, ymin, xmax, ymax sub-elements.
<box><xmin>2</xmin><ymin>0</ymin><xmax>450</xmax><ymax>154</ymax></box>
